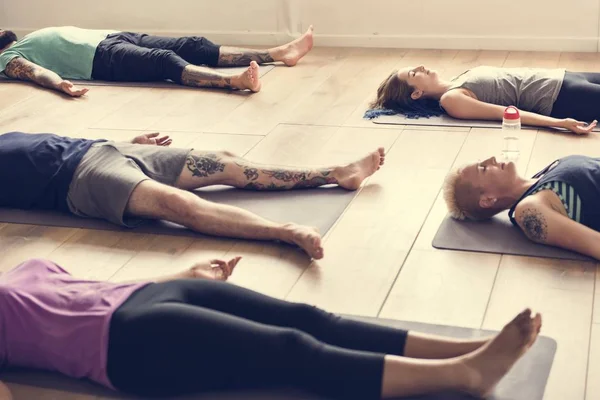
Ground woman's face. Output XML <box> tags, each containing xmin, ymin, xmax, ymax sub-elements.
<box><xmin>397</xmin><ymin>65</ymin><xmax>440</xmax><ymax>95</ymax></box>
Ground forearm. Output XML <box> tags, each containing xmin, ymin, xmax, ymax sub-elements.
<box><xmin>519</xmin><ymin>110</ymin><xmax>565</xmax><ymax>129</ymax></box>
<box><xmin>31</xmin><ymin>69</ymin><xmax>63</xmax><ymax>90</ymax></box>
<box><xmin>5</xmin><ymin>58</ymin><xmax>63</xmax><ymax>91</ymax></box>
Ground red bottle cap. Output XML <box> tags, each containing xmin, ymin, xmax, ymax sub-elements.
<box><xmin>503</xmin><ymin>106</ymin><xmax>520</xmax><ymax>120</ymax></box>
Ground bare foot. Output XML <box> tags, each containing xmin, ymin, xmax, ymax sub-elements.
<box><xmin>334</xmin><ymin>147</ymin><xmax>385</xmax><ymax>190</ymax></box>
<box><xmin>282</xmin><ymin>223</ymin><xmax>324</xmax><ymax>259</ymax></box>
<box><xmin>461</xmin><ymin>309</ymin><xmax>542</xmax><ymax>397</ymax></box>
<box><xmin>271</xmin><ymin>25</ymin><xmax>314</xmax><ymax>67</ymax></box>
<box><xmin>237</xmin><ymin>61</ymin><xmax>262</xmax><ymax>92</ymax></box>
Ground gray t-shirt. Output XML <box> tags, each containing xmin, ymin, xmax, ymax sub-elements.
<box><xmin>448</xmin><ymin>66</ymin><xmax>566</xmax><ymax>116</ymax></box>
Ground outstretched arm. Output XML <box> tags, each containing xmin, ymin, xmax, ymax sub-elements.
<box><xmin>440</xmin><ymin>91</ymin><xmax>597</xmax><ymax>135</ymax></box>
<box><xmin>514</xmin><ymin>197</ymin><xmax>600</xmax><ymax>260</ymax></box>
<box><xmin>4</xmin><ymin>57</ymin><xmax>88</xmax><ymax>97</ymax></box>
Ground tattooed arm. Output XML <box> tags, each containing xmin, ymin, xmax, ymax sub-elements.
<box><xmin>514</xmin><ymin>193</ymin><xmax>600</xmax><ymax>260</ymax></box>
<box><xmin>4</xmin><ymin>57</ymin><xmax>88</xmax><ymax>97</ymax></box>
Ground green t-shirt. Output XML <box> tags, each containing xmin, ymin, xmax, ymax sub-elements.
<box><xmin>0</xmin><ymin>26</ymin><xmax>118</xmax><ymax>79</ymax></box>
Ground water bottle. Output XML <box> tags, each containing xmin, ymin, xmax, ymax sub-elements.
<box><xmin>502</xmin><ymin>105</ymin><xmax>520</xmax><ymax>162</ymax></box>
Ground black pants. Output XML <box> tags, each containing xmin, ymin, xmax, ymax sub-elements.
<box><xmin>551</xmin><ymin>71</ymin><xmax>600</xmax><ymax>121</ymax></box>
<box><xmin>106</xmin><ymin>280</ymin><xmax>408</xmax><ymax>399</ymax></box>
<box><xmin>91</xmin><ymin>32</ymin><xmax>221</xmax><ymax>83</ymax></box>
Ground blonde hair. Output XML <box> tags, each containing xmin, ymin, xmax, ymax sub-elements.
<box><xmin>442</xmin><ymin>168</ymin><xmax>503</xmax><ymax>221</ymax></box>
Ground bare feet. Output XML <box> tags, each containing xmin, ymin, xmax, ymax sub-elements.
<box><xmin>271</xmin><ymin>26</ymin><xmax>314</xmax><ymax>67</ymax></box>
<box><xmin>462</xmin><ymin>309</ymin><xmax>542</xmax><ymax>397</ymax></box>
<box><xmin>334</xmin><ymin>147</ymin><xmax>386</xmax><ymax>190</ymax></box>
<box><xmin>282</xmin><ymin>223</ymin><xmax>324</xmax><ymax>259</ymax></box>
<box><xmin>236</xmin><ymin>61</ymin><xmax>262</xmax><ymax>92</ymax></box>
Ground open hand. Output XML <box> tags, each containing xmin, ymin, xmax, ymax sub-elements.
<box><xmin>59</xmin><ymin>80</ymin><xmax>89</xmax><ymax>97</ymax></box>
<box><xmin>132</xmin><ymin>132</ymin><xmax>173</xmax><ymax>146</ymax></box>
<box><xmin>188</xmin><ymin>257</ymin><xmax>242</xmax><ymax>281</ymax></box>
<box><xmin>561</xmin><ymin>118</ymin><xmax>597</xmax><ymax>135</ymax></box>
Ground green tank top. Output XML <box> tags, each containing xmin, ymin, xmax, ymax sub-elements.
<box><xmin>0</xmin><ymin>26</ymin><xmax>117</xmax><ymax>80</ymax></box>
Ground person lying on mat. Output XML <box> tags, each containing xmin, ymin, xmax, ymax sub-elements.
<box><xmin>368</xmin><ymin>65</ymin><xmax>599</xmax><ymax>135</ymax></box>
<box><xmin>0</xmin><ymin>131</ymin><xmax>385</xmax><ymax>259</ymax></box>
<box><xmin>443</xmin><ymin>155</ymin><xmax>600</xmax><ymax>259</ymax></box>
<box><xmin>0</xmin><ymin>25</ymin><xmax>315</xmax><ymax>95</ymax></box>
<box><xmin>0</xmin><ymin>257</ymin><xmax>542</xmax><ymax>399</ymax></box>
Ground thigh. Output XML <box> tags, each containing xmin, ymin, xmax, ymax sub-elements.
<box><xmin>67</xmin><ymin>143</ymin><xmax>149</xmax><ymax>227</ymax></box>
<box><xmin>111</xmin><ymin>142</ymin><xmax>191</xmax><ymax>185</ymax></box>
<box><xmin>146</xmin><ymin>279</ymin><xmax>408</xmax><ymax>356</ymax></box>
<box><xmin>138</xmin><ymin>35</ymin><xmax>221</xmax><ymax>67</ymax></box>
<box><xmin>552</xmin><ymin>72</ymin><xmax>600</xmax><ymax>121</ymax></box>
<box><xmin>107</xmin><ymin>301</ymin><xmax>384</xmax><ymax>399</ymax></box>
<box><xmin>92</xmin><ymin>38</ymin><xmax>188</xmax><ymax>82</ymax></box>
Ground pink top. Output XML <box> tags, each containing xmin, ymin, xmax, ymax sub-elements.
<box><xmin>0</xmin><ymin>259</ymin><xmax>150</xmax><ymax>388</ymax></box>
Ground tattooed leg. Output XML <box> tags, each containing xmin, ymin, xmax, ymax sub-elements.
<box><xmin>175</xmin><ymin>147</ymin><xmax>387</xmax><ymax>192</ymax></box>
<box><xmin>217</xmin><ymin>25</ymin><xmax>314</xmax><ymax>67</ymax></box>
<box><xmin>217</xmin><ymin>47</ymin><xmax>275</xmax><ymax>67</ymax></box>
<box><xmin>181</xmin><ymin>61</ymin><xmax>261</xmax><ymax>92</ymax></box>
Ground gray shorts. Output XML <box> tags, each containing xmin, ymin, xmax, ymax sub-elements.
<box><xmin>67</xmin><ymin>141</ymin><xmax>191</xmax><ymax>227</ymax></box>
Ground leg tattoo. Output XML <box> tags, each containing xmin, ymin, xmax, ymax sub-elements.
<box><xmin>186</xmin><ymin>154</ymin><xmax>226</xmax><ymax>177</ymax></box>
<box><xmin>235</xmin><ymin>162</ymin><xmax>337</xmax><ymax>190</ymax></box>
<box><xmin>218</xmin><ymin>47</ymin><xmax>275</xmax><ymax>67</ymax></box>
<box><xmin>181</xmin><ymin>66</ymin><xmax>235</xmax><ymax>89</ymax></box>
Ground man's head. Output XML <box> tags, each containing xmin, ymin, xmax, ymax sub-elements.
<box><xmin>443</xmin><ymin>157</ymin><xmax>521</xmax><ymax>220</ymax></box>
<box><xmin>0</xmin><ymin>30</ymin><xmax>17</xmax><ymax>53</ymax></box>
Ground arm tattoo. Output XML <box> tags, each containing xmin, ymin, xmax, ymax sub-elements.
<box><xmin>519</xmin><ymin>208</ymin><xmax>548</xmax><ymax>243</ymax></box>
<box><xmin>186</xmin><ymin>154</ymin><xmax>225</xmax><ymax>177</ymax></box>
<box><xmin>5</xmin><ymin>57</ymin><xmax>62</xmax><ymax>89</ymax></box>
<box><xmin>181</xmin><ymin>67</ymin><xmax>233</xmax><ymax>89</ymax></box>
<box><xmin>5</xmin><ymin>58</ymin><xmax>35</xmax><ymax>81</ymax></box>
<box><xmin>218</xmin><ymin>50</ymin><xmax>274</xmax><ymax>67</ymax></box>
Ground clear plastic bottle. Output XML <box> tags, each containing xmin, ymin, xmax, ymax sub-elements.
<box><xmin>501</xmin><ymin>106</ymin><xmax>520</xmax><ymax>162</ymax></box>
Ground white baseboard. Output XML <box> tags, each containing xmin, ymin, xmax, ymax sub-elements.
<box><xmin>11</xmin><ymin>28</ymin><xmax>600</xmax><ymax>52</ymax></box>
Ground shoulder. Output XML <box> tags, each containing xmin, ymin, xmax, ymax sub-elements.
<box><xmin>513</xmin><ymin>193</ymin><xmax>555</xmax><ymax>241</ymax></box>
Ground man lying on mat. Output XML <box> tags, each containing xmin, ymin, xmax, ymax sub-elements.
<box><xmin>0</xmin><ymin>131</ymin><xmax>385</xmax><ymax>259</ymax></box>
<box><xmin>367</xmin><ymin>65</ymin><xmax>598</xmax><ymax>135</ymax></box>
<box><xmin>444</xmin><ymin>155</ymin><xmax>600</xmax><ymax>259</ymax></box>
<box><xmin>0</xmin><ymin>26</ymin><xmax>314</xmax><ymax>96</ymax></box>
<box><xmin>0</xmin><ymin>257</ymin><xmax>541</xmax><ymax>399</ymax></box>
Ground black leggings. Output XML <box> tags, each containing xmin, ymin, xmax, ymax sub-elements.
<box><xmin>551</xmin><ymin>71</ymin><xmax>600</xmax><ymax>121</ymax></box>
<box><xmin>106</xmin><ymin>280</ymin><xmax>408</xmax><ymax>399</ymax></box>
<box><xmin>91</xmin><ymin>32</ymin><xmax>221</xmax><ymax>83</ymax></box>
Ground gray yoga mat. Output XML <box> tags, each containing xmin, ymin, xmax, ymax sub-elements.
<box><xmin>0</xmin><ymin>316</ymin><xmax>556</xmax><ymax>400</ymax></box>
<box><xmin>371</xmin><ymin>113</ymin><xmax>600</xmax><ymax>132</ymax></box>
<box><xmin>433</xmin><ymin>212</ymin><xmax>594</xmax><ymax>261</ymax></box>
<box><xmin>0</xmin><ymin>65</ymin><xmax>274</xmax><ymax>88</ymax></box>
<box><xmin>0</xmin><ymin>185</ymin><xmax>354</xmax><ymax>238</ymax></box>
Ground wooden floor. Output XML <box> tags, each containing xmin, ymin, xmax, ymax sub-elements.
<box><xmin>1</xmin><ymin>48</ymin><xmax>600</xmax><ymax>400</ymax></box>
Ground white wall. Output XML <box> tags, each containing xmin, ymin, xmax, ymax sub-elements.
<box><xmin>2</xmin><ymin>0</ymin><xmax>600</xmax><ymax>51</ymax></box>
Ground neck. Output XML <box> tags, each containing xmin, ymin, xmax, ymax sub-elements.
<box><xmin>505</xmin><ymin>177</ymin><xmax>539</xmax><ymax>207</ymax></box>
<box><xmin>424</xmin><ymin>80</ymin><xmax>454</xmax><ymax>100</ymax></box>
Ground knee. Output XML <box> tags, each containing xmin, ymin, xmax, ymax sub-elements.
<box><xmin>276</xmin><ymin>328</ymin><xmax>317</xmax><ymax>355</ymax></box>
<box><xmin>290</xmin><ymin>303</ymin><xmax>336</xmax><ymax>325</ymax></box>
<box><xmin>150</xmin><ymin>48</ymin><xmax>178</xmax><ymax>61</ymax></box>
<box><xmin>156</xmin><ymin>189</ymin><xmax>198</xmax><ymax>219</ymax></box>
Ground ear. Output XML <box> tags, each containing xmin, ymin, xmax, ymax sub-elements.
<box><xmin>410</xmin><ymin>89</ymin><xmax>423</xmax><ymax>100</ymax></box>
<box><xmin>479</xmin><ymin>195</ymin><xmax>497</xmax><ymax>209</ymax></box>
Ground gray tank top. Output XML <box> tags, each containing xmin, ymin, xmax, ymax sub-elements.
<box><xmin>448</xmin><ymin>66</ymin><xmax>566</xmax><ymax>116</ymax></box>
